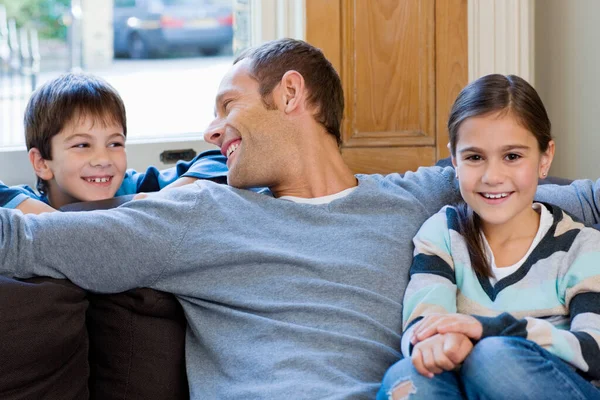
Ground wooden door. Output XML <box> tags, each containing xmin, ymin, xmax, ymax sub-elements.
<box><xmin>306</xmin><ymin>0</ymin><xmax>468</xmax><ymax>174</ymax></box>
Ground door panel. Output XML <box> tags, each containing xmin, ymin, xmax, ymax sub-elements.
<box><xmin>347</xmin><ymin>0</ymin><xmax>435</xmax><ymax>146</ymax></box>
<box><xmin>306</xmin><ymin>0</ymin><xmax>467</xmax><ymax>174</ymax></box>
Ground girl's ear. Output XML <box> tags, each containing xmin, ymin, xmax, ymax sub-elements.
<box><xmin>539</xmin><ymin>140</ymin><xmax>555</xmax><ymax>178</ymax></box>
<box><xmin>28</xmin><ymin>148</ymin><xmax>54</xmax><ymax>181</ymax></box>
<box><xmin>450</xmin><ymin>146</ymin><xmax>459</xmax><ymax>179</ymax></box>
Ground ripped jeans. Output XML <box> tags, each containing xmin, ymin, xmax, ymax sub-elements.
<box><xmin>377</xmin><ymin>337</ymin><xmax>600</xmax><ymax>400</ymax></box>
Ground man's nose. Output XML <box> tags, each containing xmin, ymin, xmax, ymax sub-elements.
<box><xmin>204</xmin><ymin>119</ymin><xmax>224</xmax><ymax>146</ymax></box>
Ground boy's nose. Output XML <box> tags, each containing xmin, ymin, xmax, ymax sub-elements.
<box><xmin>90</xmin><ymin>149</ymin><xmax>112</xmax><ymax>167</ymax></box>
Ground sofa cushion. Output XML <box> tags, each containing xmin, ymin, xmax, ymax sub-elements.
<box><xmin>0</xmin><ymin>277</ymin><xmax>89</xmax><ymax>400</ymax></box>
<box><xmin>87</xmin><ymin>288</ymin><xmax>189</xmax><ymax>400</ymax></box>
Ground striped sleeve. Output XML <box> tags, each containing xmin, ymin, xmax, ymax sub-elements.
<box><xmin>472</xmin><ymin>249</ymin><xmax>600</xmax><ymax>380</ymax></box>
<box><xmin>400</xmin><ymin>208</ymin><xmax>457</xmax><ymax>357</ymax></box>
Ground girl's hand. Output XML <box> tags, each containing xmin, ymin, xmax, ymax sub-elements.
<box><xmin>411</xmin><ymin>313</ymin><xmax>483</xmax><ymax>344</ymax></box>
<box><xmin>411</xmin><ymin>332</ymin><xmax>474</xmax><ymax>378</ymax></box>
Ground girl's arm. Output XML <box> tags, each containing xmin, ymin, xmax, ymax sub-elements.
<box><xmin>400</xmin><ymin>208</ymin><xmax>458</xmax><ymax>357</ymax></box>
<box><xmin>467</xmin><ymin>253</ymin><xmax>600</xmax><ymax>381</ymax></box>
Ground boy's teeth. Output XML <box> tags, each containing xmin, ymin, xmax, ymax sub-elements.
<box><xmin>87</xmin><ymin>177</ymin><xmax>110</xmax><ymax>183</ymax></box>
<box><xmin>483</xmin><ymin>192</ymin><xmax>508</xmax><ymax>199</ymax></box>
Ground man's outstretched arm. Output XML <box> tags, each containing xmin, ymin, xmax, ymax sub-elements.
<box><xmin>0</xmin><ymin>188</ymin><xmax>197</xmax><ymax>293</ymax></box>
<box><xmin>535</xmin><ymin>178</ymin><xmax>600</xmax><ymax>225</ymax></box>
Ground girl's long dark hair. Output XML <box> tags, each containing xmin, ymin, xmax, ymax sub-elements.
<box><xmin>447</xmin><ymin>74</ymin><xmax>552</xmax><ymax>277</ymax></box>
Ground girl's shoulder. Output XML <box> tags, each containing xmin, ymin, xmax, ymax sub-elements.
<box><xmin>415</xmin><ymin>205</ymin><xmax>457</xmax><ymax>243</ymax></box>
<box><xmin>421</xmin><ymin>205</ymin><xmax>461</xmax><ymax>230</ymax></box>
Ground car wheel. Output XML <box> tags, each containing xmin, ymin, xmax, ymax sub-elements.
<box><xmin>200</xmin><ymin>47</ymin><xmax>220</xmax><ymax>57</ymax></box>
<box><xmin>128</xmin><ymin>34</ymin><xmax>149</xmax><ymax>59</ymax></box>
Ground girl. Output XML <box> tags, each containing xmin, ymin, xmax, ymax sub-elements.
<box><xmin>377</xmin><ymin>74</ymin><xmax>600</xmax><ymax>400</ymax></box>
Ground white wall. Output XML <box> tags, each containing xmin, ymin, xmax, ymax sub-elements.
<box><xmin>82</xmin><ymin>0</ymin><xmax>113</xmax><ymax>69</ymax></box>
<box><xmin>535</xmin><ymin>0</ymin><xmax>600</xmax><ymax>180</ymax></box>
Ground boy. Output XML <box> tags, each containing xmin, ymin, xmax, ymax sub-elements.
<box><xmin>0</xmin><ymin>72</ymin><xmax>228</xmax><ymax>213</ymax></box>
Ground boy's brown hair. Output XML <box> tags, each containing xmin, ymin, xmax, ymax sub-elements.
<box><xmin>24</xmin><ymin>73</ymin><xmax>127</xmax><ymax>194</ymax></box>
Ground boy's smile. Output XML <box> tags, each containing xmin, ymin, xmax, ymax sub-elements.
<box><xmin>36</xmin><ymin>114</ymin><xmax>127</xmax><ymax>208</ymax></box>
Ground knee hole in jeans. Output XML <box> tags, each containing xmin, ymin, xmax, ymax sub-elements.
<box><xmin>386</xmin><ymin>378</ymin><xmax>417</xmax><ymax>400</ymax></box>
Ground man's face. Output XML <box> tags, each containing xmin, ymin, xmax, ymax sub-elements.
<box><xmin>41</xmin><ymin>114</ymin><xmax>127</xmax><ymax>208</ymax></box>
<box><xmin>204</xmin><ymin>59</ymin><xmax>290</xmax><ymax>189</ymax></box>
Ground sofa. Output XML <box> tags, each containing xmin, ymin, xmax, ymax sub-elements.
<box><xmin>0</xmin><ymin>196</ymin><xmax>189</xmax><ymax>400</ymax></box>
<box><xmin>0</xmin><ymin>164</ymin><xmax>593</xmax><ymax>399</ymax></box>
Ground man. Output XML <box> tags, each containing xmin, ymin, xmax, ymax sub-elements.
<box><xmin>1</xmin><ymin>39</ymin><xmax>599</xmax><ymax>399</ymax></box>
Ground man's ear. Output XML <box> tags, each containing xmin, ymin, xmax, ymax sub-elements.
<box><xmin>539</xmin><ymin>140</ymin><xmax>555</xmax><ymax>178</ymax></box>
<box><xmin>279</xmin><ymin>70</ymin><xmax>306</xmax><ymax>114</ymax></box>
<box><xmin>28</xmin><ymin>148</ymin><xmax>54</xmax><ymax>181</ymax></box>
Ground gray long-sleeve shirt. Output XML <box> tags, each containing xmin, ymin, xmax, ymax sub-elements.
<box><xmin>1</xmin><ymin>167</ymin><xmax>599</xmax><ymax>399</ymax></box>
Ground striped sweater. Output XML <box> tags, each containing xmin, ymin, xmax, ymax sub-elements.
<box><xmin>401</xmin><ymin>203</ymin><xmax>600</xmax><ymax>383</ymax></box>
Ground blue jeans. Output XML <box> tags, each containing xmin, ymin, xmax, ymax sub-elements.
<box><xmin>377</xmin><ymin>337</ymin><xmax>600</xmax><ymax>400</ymax></box>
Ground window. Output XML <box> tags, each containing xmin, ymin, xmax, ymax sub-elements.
<box><xmin>0</xmin><ymin>0</ymin><xmax>304</xmax><ymax>186</ymax></box>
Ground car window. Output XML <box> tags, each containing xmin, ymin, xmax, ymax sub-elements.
<box><xmin>161</xmin><ymin>0</ymin><xmax>204</xmax><ymax>5</ymax></box>
<box><xmin>115</xmin><ymin>0</ymin><xmax>137</xmax><ymax>7</ymax></box>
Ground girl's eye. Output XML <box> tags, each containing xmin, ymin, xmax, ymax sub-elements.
<box><xmin>73</xmin><ymin>143</ymin><xmax>89</xmax><ymax>148</ymax></box>
<box><xmin>465</xmin><ymin>154</ymin><xmax>482</xmax><ymax>161</ymax></box>
<box><xmin>109</xmin><ymin>142</ymin><xmax>125</xmax><ymax>148</ymax></box>
<box><xmin>505</xmin><ymin>153</ymin><xmax>521</xmax><ymax>161</ymax></box>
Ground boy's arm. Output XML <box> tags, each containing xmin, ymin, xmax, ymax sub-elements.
<box><xmin>116</xmin><ymin>149</ymin><xmax>227</xmax><ymax>195</ymax></box>
<box><xmin>0</xmin><ymin>181</ymin><xmax>55</xmax><ymax>214</ymax></box>
<box><xmin>16</xmin><ymin>198</ymin><xmax>57</xmax><ymax>214</ymax></box>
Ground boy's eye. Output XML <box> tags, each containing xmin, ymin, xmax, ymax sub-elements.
<box><xmin>109</xmin><ymin>142</ymin><xmax>125</xmax><ymax>148</ymax></box>
<box><xmin>73</xmin><ymin>143</ymin><xmax>89</xmax><ymax>148</ymax></box>
<box><xmin>465</xmin><ymin>154</ymin><xmax>482</xmax><ymax>161</ymax></box>
<box><xmin>505</xmin><ymin>153</ymin><xmax>521</xmax><ymax>161</ymax></box>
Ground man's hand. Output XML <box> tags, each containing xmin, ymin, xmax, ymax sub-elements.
<box><xmin>16</xmin><ymin>198</ymin><xmax>57</xmax><ymax>214</ymax></box>
<box><xmin>411</xmin><ymin>332</ymin><xmax>474</xmax><ymax>378</ymax></box>
<box><xmin>411</xmin><ymin>313</ymin><xmax>483</xmax><ymax>344</ymax></box>
<box><xmin>164</xmin><ymin>176</ymin><xmax>199</xmax><ymax>190</ymax></box>
<box><xmin>134</xmin><ymin>176</ymin><xmax>200</xmax><ymax>200</ymax></box>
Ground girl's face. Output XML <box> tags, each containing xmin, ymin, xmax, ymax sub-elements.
<box><xmin>452</xmin><ymin>112</ymin><xmax>554</xmax><ymax>230</ymax></box>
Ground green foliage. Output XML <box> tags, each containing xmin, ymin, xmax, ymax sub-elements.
<box><xmin>0</xmin><ymin>0</ymin><xmax>70</xmax><ymax>40</ymax></box>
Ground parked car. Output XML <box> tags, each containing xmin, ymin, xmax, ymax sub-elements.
<box><xmin>113</xmin><ymin>0</ymin><xmax>233</xmax><ymax>59</ymax></box>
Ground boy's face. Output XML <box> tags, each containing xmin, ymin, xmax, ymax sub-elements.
<box><xmin>34</xmin><ymin>114</ymin><xmax>127</xmax><ymax>208</ymax></box>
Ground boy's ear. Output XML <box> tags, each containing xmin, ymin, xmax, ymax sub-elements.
<box><xmin>28</xmin><ymin>148</ymin><xmax>54</xmax><ymax>181</ymax></box>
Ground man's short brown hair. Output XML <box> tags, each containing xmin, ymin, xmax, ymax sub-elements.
<box><xmin>234</xmin><ymin>38</ymin><xmax>344</xmax><ymax>145</ymax></box>
<box><xmin>24</xmin><ymin>72</ymin><xmax>127</xmax><ymax>193</ymax></box>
